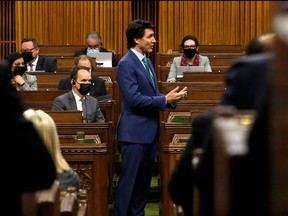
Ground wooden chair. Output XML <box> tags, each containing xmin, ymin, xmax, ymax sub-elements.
<box><xmin>22</xmin><ymin>180</ymin><xmax>61</xmax><ymax>216</ymax></box>
<box><xmin>213</xmin><ymin>106</ymin><xmax>255</xmax><ymax>215</ymax></box>
<box><xmin>159</xmin><ymin>122</ymin><xmax>192</xmax><ymax>216</ymax></box>
<box><xmin>60</xmin><ymin>187</ymin><xmax>78</xmax><ymax>216</ymax></box>
<box><xmin>77</xmin><ymin>189</ymin><xmax>88</xmax><ymax>216</ymax></box>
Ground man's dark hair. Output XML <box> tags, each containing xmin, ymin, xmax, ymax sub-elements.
<box><xmin>126</xmin><ymin>19</ymin><xmax>154</xmax><ymax>49</ymax></box>
<box><xmin>21</xmin><ymin>37</ymin><xmax>39</xmax><ymax>48</ymax></box>
<box><xmin>70</xmin><ymin>65</ymin><xmax>90</xmax><ymax>81</ymax></box>
<box><xmin>5</xmin><ymin>52</ymin><xmax>22</xmax><ymax>68</ymax></box>
<box><xmin>245</xmin><ymin>32</ymin><xmax>276</xmax><ymax>55</ymax></box>
<box><xmin>74</xmin><ymin>55</ymin><xmax>95</xmax><ymax>71</ymax></box>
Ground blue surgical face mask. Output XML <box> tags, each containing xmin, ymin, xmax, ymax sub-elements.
<box><xmin>87</xmin><ymin>47</ymin><xmax>100</xmax><ymax>54</ymax></box>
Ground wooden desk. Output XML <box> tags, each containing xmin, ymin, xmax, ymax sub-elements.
<box><xmin>39</xmin><ymin>45</ymin><xmax>84</xmax><ymax>56</ymax></box>
<box><xmin>167</xmin><ymin>45</ymin><xmax>243</xmax><ymax>54</ymax></box>
<box><xmin>160</xmin><ymin>99</ymin><xmax>219</xmax><ymax>122</ymax></box>
<box><xmin>159</xmin><ymin>81</ymin><xmax>225</xmax><ymax>100</ymax></box>
<box><xmin>46</xmin><ymin>110</ymin><xmax>83</xmax><ymax>123</ymax></box>
<box><xmin>61</xmin><ymin>143</ymin><xmax>108</xmax><ymax>216</ymax></box>
<box><xmin>17</xmin><ymin>91</ymin><xmax>116</xmax><ymax>123</ymax></box>
<box><xmin>157</xmin><ymin>65</ymin><xmax>230</xmax><ymax>82</ymax></box>
<box><xmin>182</xmin><ymin>72</ymin><xmax>227</xmax><ymax>82</ymax></box>
<box><xmin>156</xmin><ymin>52</ymin><xmax>243</xmax><ymax>67</ymax></box>
<box><xmin>58</xmin><ymin>122</ymin><xmax>114</xmax><ymax>216</ymax></box>
<box><xmin>159</xmin><ymin>122</ymin><xmax>192</xmax><ymax>216</ymax></box>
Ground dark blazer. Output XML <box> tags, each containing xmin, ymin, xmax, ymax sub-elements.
<box><xmin>57</xmin><ymin>74</ymin><xmax>107</xmax><ymax>97</ymax></box>
<box><xmin>74</xmin><ymin>47</ymin><xmax>118</xmax><ymax>67</ymax></box>
<box><xmin>168</xmin><ymin>109</ymin><xmax>214</xmax><ymax>216</ymax></box>
<box><xmin>36</xmin><ymin>55</ymin><xmax>58</xmax><ymax>72</ymax></box>
<box><xmin>168</xmin><ymin>53</ymin><xmax>273</xmax><ymax>216</ymax></box>
<box><xmin>51</xmin><ymin>90</ymin><xmax>105</xmax><ymax>122</ymax></box>
<box><xmin>221</xmin><ymin>53</ymin><xmax>272</xmax><ymax>110</ymax></box>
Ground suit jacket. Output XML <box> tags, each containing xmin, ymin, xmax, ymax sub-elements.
<box><xmin>169</xmin><ymin>53</ymin><xmax>273</xmax><ymax>216</ymax></box>
<box><xmin>35</xmin><ymin>55</ymin><xmax>58</xmax><ymax>72</ymax></box>
<box><xmin>18</xmin><ymin>73</ymin><xmax>38</xmax><ymax>90</ymax></box>
<box><xmin>221</xmin><ymin>53</ymin><xmax>272</xmax><ymax>110</ymax></box>
<box><xmin>51</xmin><ymin>90</ymin><xmax>105</xmax><ymax>123</ymax></box>
<box><xmin>74</xmin><ymin>47</ymin><xmax>118</xmax><ymax>67</ymax></box>
<box><xmin>116</xmin><ymin>49</ymin><xmax>173</xmax><ymax>144</ymax></box>
<box><xmin>57</xmin><ymin>74</ymin><xmax>107</xmax><ymax>97</ymax></box>
<box><xmin>166</xmin><ymin>54</ymin><xmax>212</xmax><ymax>82</ymax></box>
<box><xmin>169</xmin><ymin>109</ymin><xmax>214</xmax><ymax>216</ymax></box>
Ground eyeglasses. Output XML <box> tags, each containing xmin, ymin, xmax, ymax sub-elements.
<box><xmin>87</xmin><ymin>44</ymin><xmax>100</xmax><ymax>49</ymax></box>
<box><xmin>184</xmin><ymin>45</ymin><xmax>197</xmax><ymax>49</ymax></box>
<box><xmin>20</xmin><ymin>47</ymin><xmax>38</xmax><ymax>52</ymax></box>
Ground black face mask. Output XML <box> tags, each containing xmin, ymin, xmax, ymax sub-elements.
<box><xmin>21</xmin><ymin>52</ymin><xmax>34</xmax><ymax>63</ymax></box>
<box><xmin>184</xmin><ymin>48</ymin><xmax>197</xmax><ymax>58</ymax></box>
<box><xmin>78</xmin><ymin>84</ymin><xmax>91</xmax><ymax>96</ymax></box>
<box><xmin>13</xmin><ymin>66</ymin><xmax>27</xmax><ymax>76</ymax></box>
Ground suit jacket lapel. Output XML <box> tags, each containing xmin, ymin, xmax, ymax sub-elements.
<box><xmin>68</xmin><ymin>91</ymin><xmax>77</xmax><ymax>110</ymax></box>
<box><xmin>129</xmin><ymin>50</ymin><xmax>156</xmax><ymax>90</ymax></box>
<box><xmin>36</xmin><ymin>56</ymin><xmax>44</xmax><ymax>71</ymax></box>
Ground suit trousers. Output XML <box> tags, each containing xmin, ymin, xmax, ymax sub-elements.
<box><xmin>114</xmin><ymin>142</ymin><xmax>157</xmax><ymax>216</ymax></box>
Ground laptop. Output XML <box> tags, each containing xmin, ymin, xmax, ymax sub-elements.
<box><xmin>25</xmin><ymin>70</ymin><xmax>46</xmax><ymax>73</ymax></box>
<box><xmin>176</xmin><ymin>66</ymin><xmax>205</xmax><ymax>78</ymax></box>
<box><xmin>87</xmin><ymin>52</ymin><xmax>113</xmax><ymax>67</ymax></box>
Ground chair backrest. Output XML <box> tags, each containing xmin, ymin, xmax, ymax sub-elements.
<box><xmin>22</xmin><ymin>180</ymin><xmax>61</xmax><ymax>216</ymax></box>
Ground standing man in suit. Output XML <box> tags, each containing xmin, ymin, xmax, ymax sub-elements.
<box><xmin>52</xmin><ymin>66</ymin><xmax>105</xmax><ymax>123</ymax></box>
<box><xmin>58</xmin><ymin>54</ymin><xmax>107</xmax><ymax>98</ymax></box>
<box><xmin>114</xmin><ymin>19</ymin><xmax>187</xmax><ymax>216</ymax></box>
<box><xmin>74</xmin><ymin>31</ymin><xmax>118</xmax><ymax>67</ymax></box>
<box><xmin>21</xmin><ymin>37</ymin><xmax>58</xmax><ymax>72</ymax></box>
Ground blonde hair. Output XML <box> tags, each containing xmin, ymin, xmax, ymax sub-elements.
<box><xmin>23</xmin><ymin>109</ymin><xmax>70</xmax><ymax>174</ymax></box>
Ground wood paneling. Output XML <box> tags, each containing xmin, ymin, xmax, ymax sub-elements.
<box><xmin>158</xmin><ymin>1</ymin><xmax>274</xmax><ymax>53</ymax></box>
<box><xmin>14</xmin><ymin>1</ymin><xmax>132</xmax><ymax>58</ymax></box>
<box><xmin>0</xmin><ymin>1</ymin><xmax>16</xmax><ymax>58</ymax></box>
<box><xmin>1</xmin><ymin>1</ymin><xmax>276</xmax><ymax>64</ymax></box>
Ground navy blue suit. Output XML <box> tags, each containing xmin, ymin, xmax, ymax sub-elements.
<box><xmin>36</xmin><ymin>55</ymin><xmax>58</xmax><ymax>72</ymax></box>
<box><xmin>114</xmin><ymin>49</ymin><xmax>172</xmax><ymax>216</ymax></box>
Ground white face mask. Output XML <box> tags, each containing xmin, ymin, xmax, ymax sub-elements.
<box><xmin>87</xmin><ymin>47</ymin><xmax>100</xmax><ymax>54</ymax></box>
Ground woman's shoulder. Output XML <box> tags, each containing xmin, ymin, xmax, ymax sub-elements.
<box><xmin>173</xmin><ymin>55</ymin><xmax>182</xmax><ymax>60</ymax></box>
<box><xmin>198</xmin><ymin>54</ymin><xmax>209</xmax><ymax>59</ymax></box>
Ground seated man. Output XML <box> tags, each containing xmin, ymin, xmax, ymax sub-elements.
<box><xmin>52</xmin><ymin>66</ymin><xmax>105</xmax><ymax>123</ymax></box>
<box><xmin>74</xmin><ymin>31</ymin><xmax>118</xmax><ymax>67</ymax></box>
<box><xmin>58</xmin><ymin>55</ymin><xmax>107</xmax><ymax>98</ymax></box>
<box><xmin>21</xmin><ymin>37</ymin><xmax>58</xmax><ymax>72</ymax></box>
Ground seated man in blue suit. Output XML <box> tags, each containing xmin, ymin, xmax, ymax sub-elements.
<box><xmin>58</xmin><ymin>55</ymin><xmax>107</xmax><ymax>98</ymax></box>
<box><xmin>21</xmin><ymin>37</ymin><xmax>58</xmax><ymax>72</ymax></box>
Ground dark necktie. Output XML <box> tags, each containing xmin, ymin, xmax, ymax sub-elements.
<box><xmin>29</xmin><ymin>63</ymin><xmax>34</xmax><ymax>71</ymax></box>
<box><xmin>80</xmin><ymin>98</ymin><xmax>88</xmax><ymax>122</ymax></box>
<box><xmin>142</xmin><ymin>56</ymin><xmax>155</xmax><ymax>88</ymax></box>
